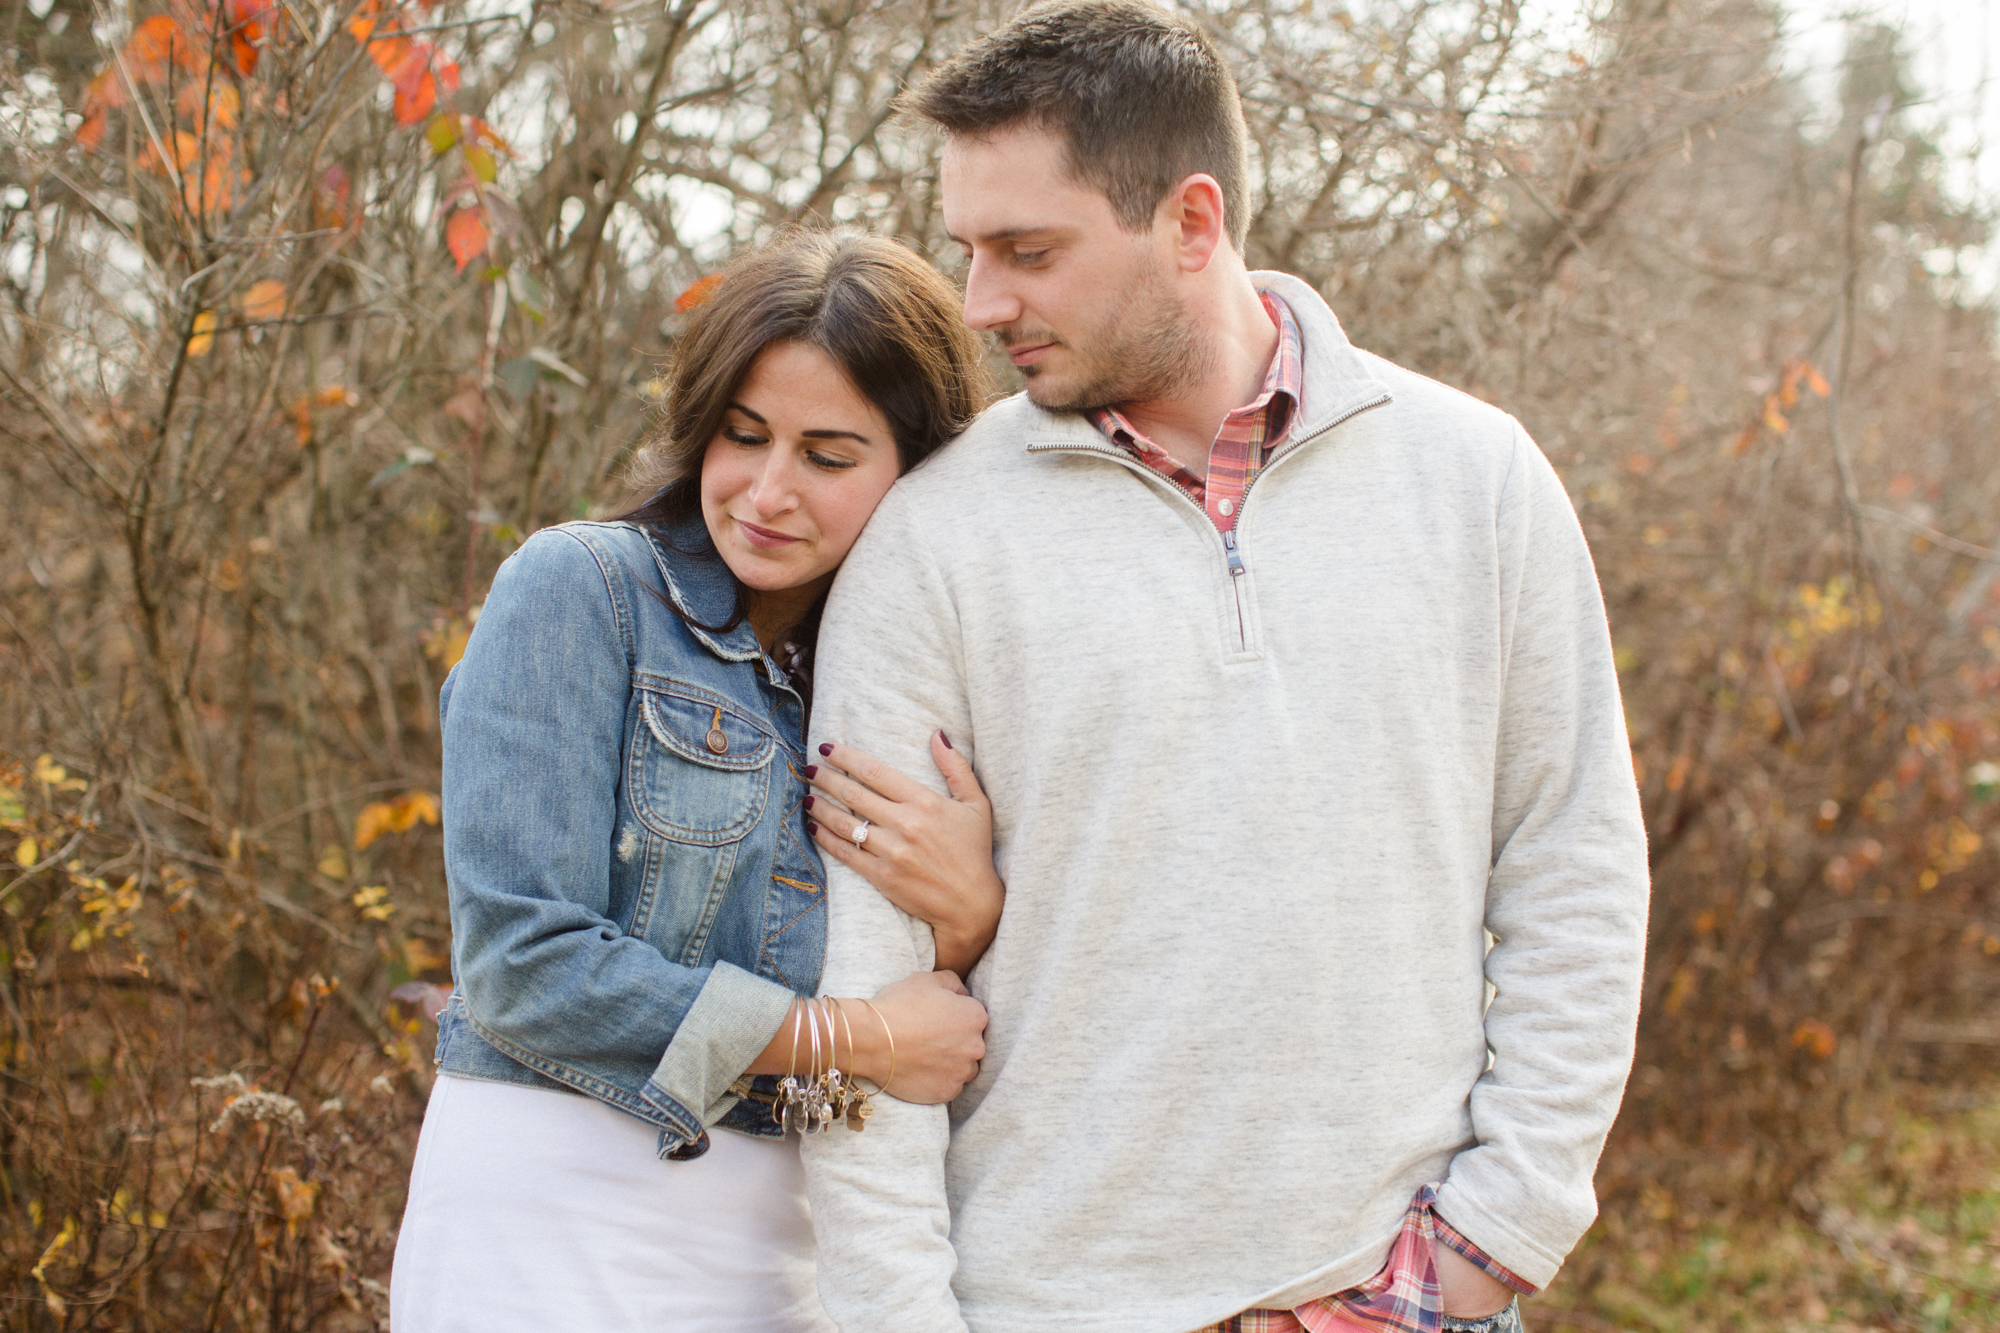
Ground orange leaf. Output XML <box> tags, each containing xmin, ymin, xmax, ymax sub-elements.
<box><xmin>186</xmin><ymin>310</ymin><xmax>217</xmax><ymax>358</ymax></box>
<box><xmin>354</xmin><ymin>792</ymin><xmax>440</xmax><ymax>849</ymax></box>
<box><xmin>1730</xmin><ymin>422</ymin><xmax>1759</xmax><ymax>455</ymax></box>
<box><xmin>1805</xmin><ymin>365</ymin><xmax>1830</xmax><ymax>397</ymax></box>
<box><xmin>76</xmin><ymin>109</ymin><xmax>109</xmax><ymax>150</ymax></box>
<box><xmin>286</xmin><ymin>395</ymin><xmax>314</xmax><ymax>446</ymax></box>
<box><xmin>240</xmin><ymin>279</ymin><xmax>286</xmax><ymax>324</ymax></box>
<box><xmin>139</xmin><ymin>129</ymin><xmax>199</xmax><ymax>175</ymax></box>
<box><xmin>675</xmin><ymin>273</ymin><xmax>724</xmax><ymax>312</ymax></box>
<box><xmin>124</xmin><ymin>15</ymin><xmax>196</xmax><ymax>83</ymax></box>
<box><xmin>463</xmin><ymin>117</ymin><xmax>513</xmax><ymax>156</ymax></box>
<box><xmin>445</xmin><ymin>207</ymin><xmax>487</xmax><ymax>272</ymax></box>
<box><xmin>1790</xmin><ymin>1019</ymin><xmax>1836</xmax><ymax>1060</ymax></box>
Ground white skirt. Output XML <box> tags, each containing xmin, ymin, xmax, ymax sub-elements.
<box><xmin>391</xmin><ymin>1074</ymin><xmax>837</xmax><ymax>1333</ymax></box>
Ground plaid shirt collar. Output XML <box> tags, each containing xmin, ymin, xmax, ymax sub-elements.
<box><xmin>1086</xmin><ymin>291</ymin><xmax>1304</xmax><ymax>531</ymax></box>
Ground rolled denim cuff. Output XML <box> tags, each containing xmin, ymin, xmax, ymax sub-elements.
<box><xmin>649</xmin><ymin>961</ymin><xmax>797</xmax><ymax>1126</ymax></box>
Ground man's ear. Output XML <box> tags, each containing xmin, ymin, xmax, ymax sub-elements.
<box><xmin>1163</xmin><ymin>173</ymin><xmax>1228</xmax><ymax>273</ymax></box>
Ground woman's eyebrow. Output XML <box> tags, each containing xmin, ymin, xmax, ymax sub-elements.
<box><xmin>727</xmin><ymin>403</ymin><xmax>869</xmax><ymax>445</ymax></box>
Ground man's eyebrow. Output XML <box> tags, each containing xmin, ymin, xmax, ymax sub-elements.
<box><xmin>945</xmin><ymin>226</ymin><xmax>1061</xmax><ymax>246</ymax></box>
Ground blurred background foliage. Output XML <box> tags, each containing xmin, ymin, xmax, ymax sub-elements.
<box><xmin>1</xmin><ymin>0</ymin><xmax>1997</xmax><ymax>1326</ymax></box>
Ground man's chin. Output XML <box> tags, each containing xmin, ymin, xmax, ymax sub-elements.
<box><xmin>1021</xmin><ymin>373</ymin><xmax>1102</xmax><ymax>416</ymax></box>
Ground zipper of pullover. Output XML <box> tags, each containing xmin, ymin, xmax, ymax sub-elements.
<box><xmin>1026</xmin><ymin>390</ymin><xmax>1393</xmax><ymax>652</ymax></box>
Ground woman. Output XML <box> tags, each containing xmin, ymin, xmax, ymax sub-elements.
<box><xmin>391</xmin><ymin>233</ymin><xmax>1002</xmax><ymax>1331</ymax></box>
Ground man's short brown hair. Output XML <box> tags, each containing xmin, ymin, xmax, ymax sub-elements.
<box><xmin>902</xmin><ymin>0</ymin><xmax>1251</xmax><ymax>251</ymax></box>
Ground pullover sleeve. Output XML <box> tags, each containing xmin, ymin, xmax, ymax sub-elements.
<box><xmin>797</xmin><ymin>488</ymin><xmax>971</xmax><ymax>1333</ymax></box>
<box><xmin>1432</xmin><ymin>425</ymin><xmax>1651</xmax><ymax>1288</ymax></box>
<box><xmin>442</xmin><ymin>528</ymin><xmax>796</xmax><ymax>1130</ymax></box>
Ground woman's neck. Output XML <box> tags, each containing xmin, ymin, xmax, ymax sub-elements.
<box><xmin>744</xmin><ymin>577</ymin><xmax>832</xmax><ymax>655</ymax></box>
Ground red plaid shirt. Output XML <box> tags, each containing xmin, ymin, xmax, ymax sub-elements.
<box><xmin>1089</xmin><ymin>299</ymin><xmax>1537</xmax><ymax>1333</ymax></box>
<box><xmin>1189</xmin><ymin>1186</ymin><xmax>1534</xmax><ymax>1333</ymax></box>
<box><xmin>1088</xmin><ymin>292</ymin><xmax>1303</xmax><ymax>532</ymax></box>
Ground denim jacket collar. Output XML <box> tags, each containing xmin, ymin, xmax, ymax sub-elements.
<box><xmin>638</xmin><ymin>515</ymin><xmax>763</xmax><ymax>664</ymax></box>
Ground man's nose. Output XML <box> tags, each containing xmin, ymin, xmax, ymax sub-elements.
<box><xmin>960</xmin><ymin>254</ymin><xmax>1021</xmax><ymax>333</ymax></box>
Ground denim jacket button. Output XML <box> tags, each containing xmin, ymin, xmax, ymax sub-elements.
<box><xmin>705</xmin><ymin>726</ymin><xmax>729</xmax><ymax>754</ymax></box>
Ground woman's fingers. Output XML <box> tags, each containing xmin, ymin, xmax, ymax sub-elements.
<box><xmin>930</xmin><ymin>730</ymin><xmax>988</xmax><ymax>807</ymax></box>
<box><xmin>806</xmin><ymin>761</ymin><xmax>898</xmax><ymax>828</ymax></box>
<box><xmin>809</xmin><ymin>806</ymin><xmax>903</xmax><ymax>868</ymax></box>
<box><xmin>813</xmin><ymin>742</ymin><xmax>930</xmax><ymax>806</ymax></box>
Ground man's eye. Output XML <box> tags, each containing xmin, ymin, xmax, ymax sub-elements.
<box><xmin>1014</xmin><ymin>250</ymin><xmax>1047</xmax><ymax>266</ymax></box>
<box><xmin>807</xmin><ymin>451</ymin><xmax>858</xmax><ymax>471</ymax></box>
<box><xmin>723</xmin><ymin>428</ymin><xmax>766</xmax><ymax>445</ymax></box>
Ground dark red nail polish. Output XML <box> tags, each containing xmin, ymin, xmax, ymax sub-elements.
<box><xmin>807</xmin><ymin>821</ymin><xmax>819</xmax><ymax>836</ymax></box>
<box><xmin>939</xmin><ymin>730</ymin><xmax>954</xmax><ymax>750</ymax></box>
<box><xmin>803</xmin><ymin>795</ymin><xmax>815</xmax><ymax>810</ymax></box>
<box><xmin>804</xmin><ymin>765</ymin><xmax>817</xmax><ymax>779</ymax></box>
<box><xmin>818</xmin><ymin>743</ymin><xmax>834</xmax><ymax>757</ymax></box>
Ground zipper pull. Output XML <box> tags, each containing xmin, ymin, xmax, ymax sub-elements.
<box><xmin>1222</xmin><ymin>529</ymin><xmax>1247</xmax><ymax>577</ymax></box>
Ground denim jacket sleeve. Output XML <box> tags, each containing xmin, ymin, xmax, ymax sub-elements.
<box><xmin>441</xmin><ymin>527</ymin><xmax>796</xmax><ymax>1130</ymax></box>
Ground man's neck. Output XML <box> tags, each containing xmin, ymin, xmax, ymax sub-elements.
<box><xmin>1111</xmin><ymin>275</ymin><xmax>1278</xmax><ymax>474</ymax></box>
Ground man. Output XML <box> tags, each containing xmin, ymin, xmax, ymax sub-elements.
<box><xmin>799</xmin><ymin>3</ymin><xmax>1649</xmax><ymax>1330</ymax></box>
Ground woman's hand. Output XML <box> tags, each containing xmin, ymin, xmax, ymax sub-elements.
<box><xmin>806</xmin><ymin>732</ymin><xmax>1005</xmax><ymax>977</ymax></box>
<box><xmin>851</xmin><ymin>970</ymin><xmax>987</xmax><ymax>1104</ymax></box>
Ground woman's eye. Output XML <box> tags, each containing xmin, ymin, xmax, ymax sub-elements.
<box><xmin>807</xmin><ymin>451</ymin><xmax>858</xmax><ymax>471</ymax></box>
<box><xmin>723</xmin><ymin>428</ymin><xmax>766</xmax><ymax>445</ymax></box>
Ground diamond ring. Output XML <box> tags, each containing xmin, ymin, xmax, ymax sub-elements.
<box><xmin>850</xmin><ymin>820</ymin><xmax>870</xmax><ymax>847</ymax></box>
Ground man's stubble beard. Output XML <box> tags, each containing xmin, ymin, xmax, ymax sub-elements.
<box><xmin>1016</xmin><ymin>261</ymin><xmax>1214</xmax><ymax>416</ymax></box>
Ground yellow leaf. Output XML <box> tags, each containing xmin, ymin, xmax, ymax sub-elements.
<box><xmin>270</xmin><ymin>1167</ymin><xmax>319</xmax><ymax>1235</ymax></box>
<box><xmin>32</xmin><ymin>1216</ymin><xmax>75</xmax><ymax>1319</ymax></box>
<box><xmin>354</xmin><ymin>791</ymin><xmax>439</xmax><ymax>849</ymax></box>
<box><xmin>1761</xmin><ymin>393</ymin><xmax>1788</xmax><ymax>434</ymax></box>
<box><xmin>240</xmin><ymin>279</ymin><xmax>286</xmax><ymax>324</ymax></box>
<box><xmin>186</xmin><ymin>310</ymin><xmax>217</xmax><ymax>358</ymax></box>
<box><xmin>15</xmin><ymin>838</ymin><xmax>37</xmax><ymax>868</ymax></box>
<box><xmin>352</xmin><ymin>884</ymin><xmax>394</xmax><ymax>921</ymax></box>
<box><xmin>317</xmin><ymin>846</ymin><xmax>349</xmax><ymax>881</ymax></box>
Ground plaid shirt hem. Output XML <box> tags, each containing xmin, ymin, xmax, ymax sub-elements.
<box><xmin>1191</xmin><ymin>1185</ymin><xmax>1536</xmax><ymax>1333</ymax></box>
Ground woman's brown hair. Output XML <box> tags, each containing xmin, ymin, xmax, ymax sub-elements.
<box><xmin>622</xmin><ymin>230</ymin><xmax>987</xmax><ymax>530</ymax></box>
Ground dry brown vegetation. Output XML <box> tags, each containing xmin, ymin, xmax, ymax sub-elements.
<box><xmin>1</xmin><ymin>0</ymin><xmax>1996</xmax><ymax>1327</ymax></box>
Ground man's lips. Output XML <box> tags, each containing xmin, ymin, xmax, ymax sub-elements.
<box><xmin>737</xmin><ymin>520</ymin><xmax>802</xmax><ymax>549</ymax></box>
<box><xmin>1007</xmin><ymin>342</ymin><xmax>1056</xmax><ymax>367</ymax></box>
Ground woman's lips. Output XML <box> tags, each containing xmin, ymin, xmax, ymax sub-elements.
<box><xmin>738</xmin><ymin>520</ymin><xmax>802</xmax><ymax>550</ymax></box>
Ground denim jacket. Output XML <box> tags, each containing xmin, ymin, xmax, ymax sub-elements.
<box><xmin>433</xmin><ymin>516</ymin><xmax>824</xmax><ymax>1156</ymax></box>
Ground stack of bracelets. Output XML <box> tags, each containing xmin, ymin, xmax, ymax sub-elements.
<box><xmin>771</xmin><ymin>996</ymin><xmax>895</xmax><ymax>1135</ymax></box>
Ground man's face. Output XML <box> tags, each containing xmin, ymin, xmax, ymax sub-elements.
<box><xmin>942</xmin><ymin>126</ymin><xmax>1208</xmax><ymax>413</ymax></box>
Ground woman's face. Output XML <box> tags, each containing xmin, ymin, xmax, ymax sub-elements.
<box><xmin>699</xmin><ymin>340</ymin><xmax>901</xmax><ymax>599</ymax></box>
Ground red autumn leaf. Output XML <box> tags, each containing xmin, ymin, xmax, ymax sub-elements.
<box><xmin>675</xmin><ymin>273</ymin><xmax>724</xmax><ymax>312</ymax></box>
<box><xmin>222</xmin><ymin>0</ymin><xmax>281</xmax><ymax>75</ymax></box>
<box><xmin>445</xmin><ymin>207</ymin><xmax>488</xmax><ymax>272</ymax></box>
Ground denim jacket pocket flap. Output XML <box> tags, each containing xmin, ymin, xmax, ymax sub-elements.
<box><xmin>631</xmin><ymin>686</ymin><xmax>775</xmax><ymax>845</ymax></box>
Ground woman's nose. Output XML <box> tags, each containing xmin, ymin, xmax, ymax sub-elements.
<box><xmin>746</xmin><ymin>452</ymin><xmax>798</xmax><ymax>516</ymax></box>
